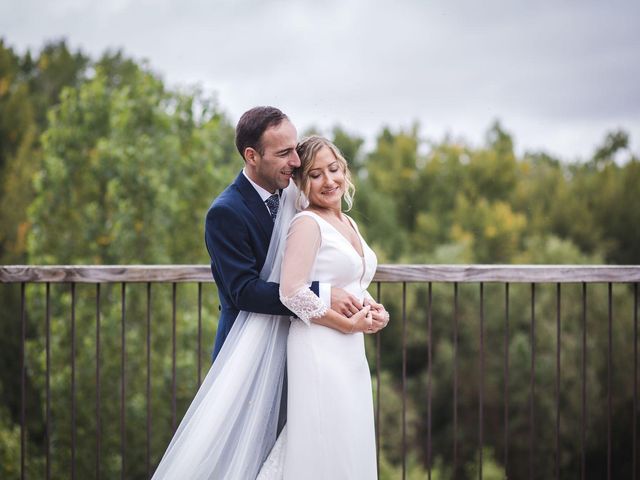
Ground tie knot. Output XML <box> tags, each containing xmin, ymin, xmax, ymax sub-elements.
<box><xmin>265</xmin><ymin>194</ymin><xmax>280</xmax><ymax>222</ymax></box>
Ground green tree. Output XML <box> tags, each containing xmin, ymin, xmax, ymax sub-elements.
<box><xmin>21</xmin><ymin>62</ymin><xmax>236</xmax><ymax>478</ymax></box>
<box><xmin>1</xmin><ymin>42</ymin><xmax>91</xmax><ymax>479</ymax></box>
<box><xmin>366</xmin><ymin>124</ymin><xmax>422</xmax><ymax>232</ymax></box>
<box><xmin>331</xmin><ymin>125</ymin><xmax>365</xmax><ymax>173</ymax></box>
<box><xmin>28</xmin><ymin>65</ymin><xmax>234</xmax><ymax>265</ymax></box>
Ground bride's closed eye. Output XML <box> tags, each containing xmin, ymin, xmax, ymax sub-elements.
<box><xmin>310</xmin><ymin>167</ymin><xmax>339</xmax><ymax>179</ymax></box>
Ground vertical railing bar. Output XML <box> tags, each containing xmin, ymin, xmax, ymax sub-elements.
<box><xmin>479</xmin><ymin>282</ymin><xmax>484</xmax><ymax>480</ymax></box>
<box><xmin>634</xmin><ymin>282</ymin><xmax>638</xmax><ymax>480</ymax></box>
<box><xmin>96</xmin><ymin>284</ymin><xmax>101</xmax><ymax>480</ymax></box>
<box><xmin>147</xmin><ymin>282</ymin><xmax>152</xmax><ymax>479</ymax></box>
<box><xmin>453</xmin><ymin>282</ymin><xmax>459</xmax><ymax>475</ymax></box>
<box><xmin>581</xmin><ymin>282</ymin><xmax>587</xmax><ymax>480</ymax></box>
<box><xmin>530</xmin><ymin>283</ymin><xmax>536</xmax><ymax>480</ymax></box>
<box><xmin>172</xmin><ymin>283</ymin><xmax>177</xmax><ymax>432</ymax></box>
<box><xmin>607</xmin><ymin>283</ymin><xmax>612</xmax><ymax>480</ymax></box>
<box><xmin>71</xmin><ymin>282</ymin><xmax>77</xmax><ymax>480</ymax></box>
<box><xmin>197</xmin><ymin>282</ymin><xmax>202</xmax><ymax>388</ymax></box>
<box><xmin>120</xmin><ymin>282</ymin><xmax>126</xmax><ymax>480</ymax></box>
<box><xmin>46</xmin><ymin>283</ymin><xmax>51</xmax><ymax>480</ymax></box>
<box><xmin>427</xmin><ymin>282</ymin><xmax>432</xmax><ymax>480</ymax></box>
<box><xmin>375</xmin><ymin>281</ymin><xmax>381</xmax><ymax>479</ymax></box>
<box><xmin>555</xmin><ymin>283</ymin><xmax>561</xmax><ymax>480</ymax></box>
<box><xmin>401</xmin><ymin>282</ymin><xmax>407</xmax><ymax>480</ymax></box>
<box><xmin>504</xmin><ymin>282</ymin><xmax>510</xmax><ymax>478</ymax></box>
<box><xmin>20</xmin><ymin>282</ymin><xmax>26</xmax><ymax>480</ymax></box>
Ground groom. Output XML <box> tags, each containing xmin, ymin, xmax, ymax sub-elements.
<box><xmin>205</xmin><ymin>106</ymin><xmax>386</xmax><ymax>361</ymax></box>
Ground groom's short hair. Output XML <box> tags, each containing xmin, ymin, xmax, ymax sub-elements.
<box><xmin>235</xmin><ymin>106</ymin><xmax>289</xmax><ymax>160</ymax></box>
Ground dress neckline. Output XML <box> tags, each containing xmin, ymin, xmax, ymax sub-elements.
<box><xmin>301</xmin><ymin>210</ymin><xmax>365</xmax><ymax>259</ymax></box>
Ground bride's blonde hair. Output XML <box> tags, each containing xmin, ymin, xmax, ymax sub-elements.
<box><xmin>294</xmin><ymin>135</ymin><xmax>356</xmax><ymax>211</ymax></box>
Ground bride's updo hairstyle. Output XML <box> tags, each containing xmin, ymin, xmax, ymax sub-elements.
<box><xmin>294</xmin><ymin>135</ymin><xmax>356</xmax><ymax>211</ymax></box>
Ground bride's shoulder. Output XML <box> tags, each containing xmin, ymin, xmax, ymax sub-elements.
<box><xmin>287</xmin><ymin>212</ymin><xmax>323</xmax><ymax>243</ymax></box>
<box><xmin>293</xmin><ymin>209</ymin><xmax>320</xmax><ymax>221</ymax></box>
<box><xmin>290</xmin><ymin>210</ymin><xmax>323</xmax><ymax>229</ymax></box>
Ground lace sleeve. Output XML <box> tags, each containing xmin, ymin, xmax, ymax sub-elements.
<box><xmin>279</xmin><ymin>215</ymin><xmax>328</xmax><ymax>325</ymax></box>
<box><xmin>280</xmin><ymin>288</ymin><xmax>328</xmax><ymax>326</ymax></box>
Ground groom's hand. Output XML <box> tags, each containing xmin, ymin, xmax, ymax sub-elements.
<box><xmin>331</xmin><ymin>287</ymin><xmax>363</xmax><ymax>317</ymax></box>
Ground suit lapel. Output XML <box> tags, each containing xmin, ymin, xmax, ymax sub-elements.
<box><xmin>233</xmin><ymin>172</ymin><xmax>274</xmax><ymax>242</ymax></box>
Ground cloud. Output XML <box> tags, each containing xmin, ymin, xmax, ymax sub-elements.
<box><xmin>2</xmin><ymin>0</ymin><xmax>639</xmax><ymax>159</ymax></box>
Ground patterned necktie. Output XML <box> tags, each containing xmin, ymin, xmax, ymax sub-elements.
<box><xmin>265</xmin><ymin>193</ymin><xmax>280</xmax><ymax>222</ymax></box>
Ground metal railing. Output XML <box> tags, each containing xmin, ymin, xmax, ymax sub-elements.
<box><xmin>1</xmin><ymin>265</ymin><xmax>639</xmax><ymax>479</ymax></box>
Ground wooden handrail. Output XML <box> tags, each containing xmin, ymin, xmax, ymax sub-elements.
<box><xmin>1</xmin><ymin>264</ymin><xmax>639</xmax><ymax>283</ymax></box>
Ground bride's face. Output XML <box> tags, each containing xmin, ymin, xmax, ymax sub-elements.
<box><xmin>306</xmin><ymin>146</ymin><xmax>345</xmax><ymax>210</ymax></box>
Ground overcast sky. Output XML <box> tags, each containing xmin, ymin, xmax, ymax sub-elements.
<box><xmin>2</xmin><ymin>0</ymin><xmax>639</xmax><ymax>160</ymax></box>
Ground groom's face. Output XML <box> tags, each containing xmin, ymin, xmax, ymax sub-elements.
<box><xmin>248</xmin><ymin>119</ymin><xmax>301</xmax><ymax>193</ymax></box>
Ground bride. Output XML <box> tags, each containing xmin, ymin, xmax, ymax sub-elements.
<box><xmin>152</xmin><ymin>136</ymin><xmax>388</xmax><ymax>479</ymax></box>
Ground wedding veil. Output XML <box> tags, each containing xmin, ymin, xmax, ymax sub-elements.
<box><xmin>152</xmin><ymin>185</ymin><xmax>298</xmax><ymax>479</ymax></box>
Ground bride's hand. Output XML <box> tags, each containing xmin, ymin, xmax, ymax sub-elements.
<box><xmin>363</xmin><ymin>298</ymin><xmax>390</xmax><ymax>333</ymax></box>
<box><xmin>347</xmin><ymin>305</ymin><xmax>372</xmax><ymax>333</ymax></box>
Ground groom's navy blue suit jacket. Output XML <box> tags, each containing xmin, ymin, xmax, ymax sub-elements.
<box><xmin>205</xmin><ymin>171</ymin><xmax>319</xmax><ymax>361</ymax></box>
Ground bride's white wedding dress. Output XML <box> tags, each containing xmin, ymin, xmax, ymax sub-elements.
<box><xmin>259</xmin><ymin>210</ymin><xmax>378</xmax><ymax>479</ymax></box>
